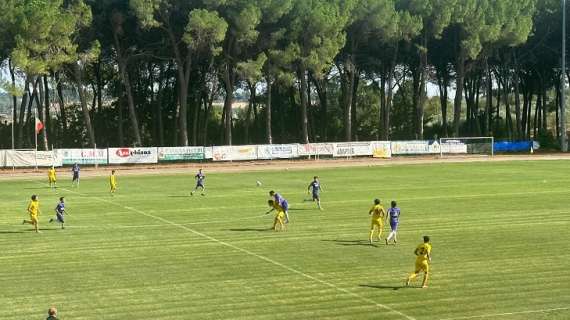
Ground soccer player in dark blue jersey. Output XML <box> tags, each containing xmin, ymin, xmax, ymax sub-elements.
<box><xmin>307</xmin><ymin>176</ymin><xmax>323</xmax><ymax>210</ymax></box>
<box><xmin>386</xmin><ymin>200</ymin><xmax>400</xmax><ymax>244</ymax></box>
<box><xmin>49</xmin><ymin>197</ymin><xmax>66</xmax><ymax>229</ymax></box>
<box><xmin>71</xmin><ymin>163</ymin><xmax>80</xmax><ymax>187</ymax></box>
<box><xmin>191</xmin><ymin>169</ymin><xmax>206</xmax><ymax>196</ymax></box>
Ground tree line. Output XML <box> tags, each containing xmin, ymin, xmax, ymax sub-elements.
<box><xmin>0</xmin><ymin>0</ymin><xmax>566</xmax><ymax>149</ymax></box>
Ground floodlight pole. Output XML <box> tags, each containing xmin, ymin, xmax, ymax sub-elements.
<box><xmin>562</xmin><ymin>0</ymin><xmax>568</xmax><ymax>151</ymax></box>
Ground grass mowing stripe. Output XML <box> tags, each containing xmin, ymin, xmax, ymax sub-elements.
<box><xmin>438</xmin><ymin>307</ymin><xmax>570</xmax><ymax>320</ymax></box>
<box><xmin>55</xmin><ymin>184</ymin><xmax>417</xmax><ymax>320</ymax></box>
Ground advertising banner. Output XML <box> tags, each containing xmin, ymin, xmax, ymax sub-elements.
<box><xmin>297</xmin><ymin>143</ymin><xmax>335</xmax><ymax>156</ymax></box>
<box><xmin>332</xmin><ymin>142</ymin><xmax>373</xmax><ymax>157</ymax></box>
<box><xmin>440</xmin><ymin>140</ymin><xmax>468</xmax><ymax>154</ymax></box>
<box><xmin>212</xmin><ymin>145</ymin><xmax>258</xmax><ymax>161</ymax></box>
<box><xmin>371</xmin><ymin>141</ymin><xmax>392</xmax><ymax>158</ymax></box>
<box><xmin>158</xmin><ymin>147</ymin><xmax>204</xmax><ymax>161</ymax></box>
<box><xmin>204</xmin><ymin>147</ymin><xmax>213</xmax><ymax>159</ymax></box>
<box><xmin>5</xmin><ymin>150</ymin><xmax>62</xmax><ymax>167</ymax></box>
<box><xmin>108</xmin><ymin>147</ymin><xmax>158</xmax><ymax>164</ymax></box>
<box><xmin>58</xmin><ymin>149</ymin><xmax>108</xmax><ymax>165</ymax></box>
<box><xmin>257</xmin><ymin>144</ymin><xmax>299</xmax><ymax>159</ymax></box>
<box><xmin>391</xmin><ymin>141</ymin><xmax>440</xmax><ymax>155</ymax></box>
<box><xmin>493</xmin><ymin>141</ymin><xmax>532</xmax><ymax>152</ymax></box>
<box><xmin>0</xmin><ymin>150</ymin><xmax>5</xmax><ymax>167</ymax></box>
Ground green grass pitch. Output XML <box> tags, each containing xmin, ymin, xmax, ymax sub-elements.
<box><xmin>1</xmin><ymin>160</ymin><xmax>570</xmax><ymax>319</ymax></box>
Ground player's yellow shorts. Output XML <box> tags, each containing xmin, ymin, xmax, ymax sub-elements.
<box><xmin>49</xmin><ymin>177</ymin><xmax>56</xmax><ymax>183</ymax></box>
<box><xmin>110</xmin><ymin>183</ymin><xmax>117</xmax><ymax>190</ymax></box>
<box><xmin>370</xmin><ymin>219</ymin><xmax>383</xmax><ymax>230</ymax></box>
<box><xmin>29</xmin><ymin>214</ymin><xmax>38</xmax><ymax>224</ymax></box>
<box><xmin>414</xmin><ymin>259</ymin><xmax>429</xmax><ymax>273</ymax></box>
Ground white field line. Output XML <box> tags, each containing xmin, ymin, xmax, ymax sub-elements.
<box><xmin>439</xmin><ymin>306</ymin><xmax>570</xmax><ymax>320</ymax></box>
<box><xmin>56</xmin><ymin>185</ymin><xmax>416</xmax><ymax>320</ymax></box>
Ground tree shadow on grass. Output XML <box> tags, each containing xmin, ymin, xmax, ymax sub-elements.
<box><xmin>228</xmin><ymin>228</ymin><xmax>272</xmax><ymax>232</ymax></box>
<box><xmin>359</xmin><ymin>284</ymin><xmax>409</xmax><ymax>291</ymax></box>
<box><xmin>322</xmin><ymin>239</ymin><xmax>377</xmax><ymax>247</ymax></box>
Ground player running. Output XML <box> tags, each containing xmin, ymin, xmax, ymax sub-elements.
<box><xmin>269</xmin><ymin>190</ymin><xmax>290</xmax><ymax>223</ymax></box>
<box><xmin>307</xmin><ymin>176</ymin><xmax>323</xmax><ymax>210</ymax></box>
<box><xmin>385</xmin><ymin>200</ymin><xmax>400</xmax><ymax>245</ymax></box>
<box><xmin>191</xmin><ymin>169</ymin><xmax>206</xmax><ymax>196</ymax></box>
<box><xmin>406</xmin><ymin>236</ymin><xmax>432</xmax><ymax>288</ymax></box>
<box><xmin>48</xmin><ymin>166</ymin><xmax>57</xmax><ymax>189</ymax></box>
<box><xmin>368</xmin><ymin>198</ymin><xmax>386</xmax><ymax>245</ymax></box>
<box><xmin>266</xmin><ymin>200</ymin><xmax>286</xmax><ymax>231</ymax></box>
<box><xmin>49</xmin><ymin>197</ymin><xmax>67</xmax><ymax>229</ymax></box>
<box><xmin>71</xmin><ymin>163</ymin><xmax>80</xmax><ymax>187</ymax></box>
<box><xmin>23</xmin><ymin>195</ymin><xmax>41</xmax><ymax>233</ymax></box>
<box><xmin>110</xmin><ymin>170</ymin><xmax>117</xmax><ymax>194</ymax></box>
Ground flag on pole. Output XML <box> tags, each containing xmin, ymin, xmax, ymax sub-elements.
<box><xmin>35</xmin><ymin>118</ymin><xmax>44</xmax><ymax>134</ymax></box>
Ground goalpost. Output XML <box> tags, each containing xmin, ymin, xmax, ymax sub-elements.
<box><xmin>439</xmin><ymin>137</ymin><xmax>494</xmax><ymax>158</ymax></box>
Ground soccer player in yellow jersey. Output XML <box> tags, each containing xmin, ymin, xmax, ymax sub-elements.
<box><xmin>368</xmin><ymin>198</ymin><xmax>387</xmax><ymax>245</ymax></box>
<box><xmin>48</xmin><ymin>166</ymin><xmax>57</xmax><ymax>189</ymax></box>
<box><xmin>110</xmin><ymin>170</ymin><xmax>117</xmax><ymax>194</ymax></box>
<box><xmin>23</xmin><ymin>195</ymin><xmax>41</xmax><ymax>233</ymax></box>
<box><xmin>406</xmin><ymin>236</ymin><xmax>432</xmax><ymax>288</ymax></box>
<box><xmin>266</xmin><ymin>200</ymin><xmax>286</xmax><ymax>231</ymax></box>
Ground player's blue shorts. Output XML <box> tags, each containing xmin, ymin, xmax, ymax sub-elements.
<box><xmin>390</xmin><ymin>220</ymin><xmax>398</xmax><ymax>231</ymax></box>
<box><xmin>56</xmin><ymin>212</ymin><xmax>65</xmax><ymax>223</ymax></box>
<box><xmin>196</xmin><ymin>181</ymin><xmax>204</xmax><ymax>188</ymax></box>
<box><xmin>312</xmin><ymin>191</ymin><xmax>320</xmax><ymax>200</ymax></box>
<box><xmin>73</xmin><ymin>173</ymin><xmax>79</xmax><ymax>180</ymax></box>
<box><xmin>281</xmin><ymin>200</ymin><xmax>289</xmax><ymax>211</ymax></box>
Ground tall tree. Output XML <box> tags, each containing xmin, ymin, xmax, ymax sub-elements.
<box><xmin>130</xmin><ymin>1</ymin><xmax>227</xmax><ymax>146</ymax></box>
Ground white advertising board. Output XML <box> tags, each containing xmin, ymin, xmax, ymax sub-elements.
<box><xmin>0</xmin><ymin>150</ymin><xmax>5</xmax><ymax>167</ymax></box>
<box><xmin>257</xmin><ymin>144</ymin><xmax>299</xmax><ymax>159</ymax></box>
<box><xmin>108</xmin><ymin>147</ymin><xmax>158</xmax><ymax>164</ymax></box>
<box><xmin>5</xmin><ymin>150</ymin><xmax>62</xmax><ymax>167</ymax></box>
<box><xmin>439</xmin><ymin>140</ymin><xmax>468</xmax><ymax>154</ymax></box>
<box><xmin>371</xmin><ymin>141</ymin><xmax>392</xmax><ymax>158</ymax></box>
<box><xmin>391</xmin><ymin>141</ymin><xmax>439</xmax><ymax>155</ymax></box>
<box><xmin>158</xmin><ymin>147</ymin><xmax>204</xmax><ymax>161</ymax></box>
<box><xmin>58</xmin><ymin>149</ymin><xmax>108</xmax><ymax>165</ymax></box>
<box><xmin>204</xmin><ymin>146</ymin><xmax>213</xmax><ymax>159</ymax></box>
<box><xmin>297</xmin><ymin>143</ymin><xmax>334</xmax><ymax>156</ymax></box>
<box><xmin>212</xmin><ymin>145</ymin><xmax>258</xmax><ymax>161</ymax></box>
<box><xmin>332</xmin><ymin>142</ymin><xmax>373</xmax><ymax>157</ymax></box>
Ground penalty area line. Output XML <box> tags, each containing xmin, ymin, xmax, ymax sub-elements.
<box><xmin>59</xmin><ymin>186</ymin><xmax>416</xmax><ymax>320</ymax></box>
<box><xmin>439</xmin><ymin>306</ymin><xmax>570</xmax><ymax>320</ymax></box>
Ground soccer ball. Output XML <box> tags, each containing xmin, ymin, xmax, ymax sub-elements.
<box><xmin>256</xmin><ymin>180</ymin><xmax>262</xmax><ymax>187</ymax></box>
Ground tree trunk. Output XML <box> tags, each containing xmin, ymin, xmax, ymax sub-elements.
<box><xmin>485</xmin><ymin>60</ymin><xmax>492</xmax><ymax>135</ymax></box>
<box><xmin>192</xmin><ymin>95</ymin><xmax>201</xmax><ymax>146</ymax></box>
<box><xmin>113</xmin><ymin>31</ymin><xmax>142</xmax><ymax>146</ymax></box>
<box><xmin>74</xmin><ymin>63</ymin><xmax>96</xmax><ymax>148</ymax></box>
<box><xmin>352</xmin><ymin>73</ymin><xmax>359</xmax><ymax>141</ymax></box>
<box><xmin>453</xmin><ymin>50</ymin><xmax>466</xmax><ymax>137</ymax></box>
<box><xmin>416</xmin><ymin>36</ymin><xmax>428</xmax><ymax>139</ymax></box>
<box><xmin>9</xmin><ymin>60</ymin><xmax>17</xmax><ymax>149</ymax></box>
<box><xmin>37</xmin><ymin>76</ymin><xmax>48</xmax><ymax>150</ymax></box>
<box><xmin>118</xmin><ymin>95</ymin><xmax>124</xmax><ymax>146</ymax></box>
<box><xmin>342</xmin><ymin>57</ymin><xmax>355</xmax><ymax>142</ymax></box>
<box><xmin>513</xmin><ymin>53</ymin><xmax>522</xmax><ymax>139</ymax></box>
<box><xmin>298</xmin><ymin>65</ymin><xmax>310</xmax><ymax>144</ymax></box>
<box><xmin>266</xmin><ymin>78</ymin><xmax>273</xmax><ymax>144</ymax></box>
<box><xmin>55</xmin><ymin>73</ymin><xmax>67</xmax><ymax>132</ymax></box>
<box><xmin>17</xmin><ymin>77</ymin><xmax>30</xmax><ymax>148</ymax></box>
<box><xmin>223</xmin><ymin>63</ymin><xmax>234</xmax><ymax>145</ymax></box>
<box><xmin>166</xmin><ymin>26</ymin><xmax>190</xmax><ymax>146</ymax></box>
<box><xmin>312</xmin><ymin>75</ymin><xmax>328</xmax><ymax>141</ymax></box>
<box><xmin>244</xmin><ymin>81</ymin><xmax>255</xmax><ymax>144</ymax></box>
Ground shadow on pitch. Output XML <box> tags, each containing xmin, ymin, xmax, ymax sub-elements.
<box><xmin>322</xmin><ymin>239</ymin><xmax>377</xmax><ymax>247</ymax></box>
<box><xmin>359</xmin><ymin>284</ymin><xmax>408</xmax><ymax>291</ymax></box>
<box><xmin>289</xmin><ymin>208</ymin><xmax>311</xmax><ymax>211</ymax></box>
<box><xmin>229</xmin><ymin>228</ymin><xmax>271</xmax><ymax>232</ymax></box>
<box><xmin>0</xmin><ymin>230</ymin><xmax>26</xmax><ymax>234</ymax></box>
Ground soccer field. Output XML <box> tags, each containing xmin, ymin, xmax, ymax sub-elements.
<box><xmin>1</xmin><ymin>160</ymin><xmax>570</xmax><ymax>319</ymax></box>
